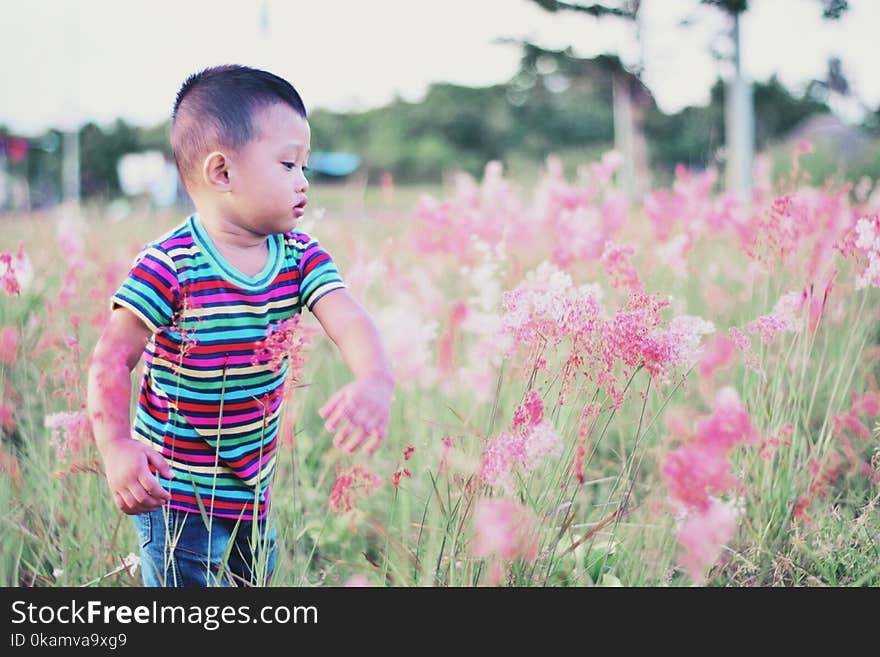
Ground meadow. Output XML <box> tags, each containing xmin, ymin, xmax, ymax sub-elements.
<box><xmin>1</xmin><ymin>148</ymin><xmax>879</xmax><ymax>587</ymax></box>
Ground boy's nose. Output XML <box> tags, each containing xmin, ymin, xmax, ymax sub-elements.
<box><xmin>296</xmin><ymin>172</ymin><xmax>309</xmax><ymax>193</ymax></box>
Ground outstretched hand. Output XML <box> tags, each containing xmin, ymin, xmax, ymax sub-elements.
<box><xmin>319</xmin><ymin>373</ymin><xmax>393</xmax><ymax>455</ymax></box>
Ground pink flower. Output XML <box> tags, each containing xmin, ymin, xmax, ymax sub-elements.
<box><xmin>512</xmin><ymin>389</ymin><xmax>544</xmax><ymax>431</ymax></box>
<box><xmin>391</xmin><ymin>445</ymin><xmax>414</xmax><ymax>489</ymax></box>
<box><xmin>677</xmin><ymin>497</ymin><xmax>737</xmax><ymax>584</ymax></box>
<box><xmin>329</xmin><ymin>466</ymin><xmax>382</xmax><ymax>513</ymax></box>
<box><xmin>0</xmin><ymin>400</ymin><xmax>15</xmax><ymax>432</ymax></box>
<box><xmin>343</xmin><ymin>574</ymin><xmax>371</xmax><ymax>587</ymax></box>
<box><xmin>852</xmin><ymin>215</ymin><xmax>880</xmax><ymax>289</ymax></box>
<box><xmin>438</xmin><ymin>437</ymin><xmax>453</xmax><ymax>473</ymax></box>
<box><xmin>590</xmin><ymin>150</ymin><xmax>623</xmax><ymax>184</ymax></box>
<box><xmin>662</xmin><ymin>445</ymin><xmax>734</xmax><ymax>510</ymax></box>
<box><xmin>698</xmin><ymin>334</ymin><xmax>736</xmax><ymax>380</ymax></box>
<box><xmin>728</xmin><ymin>327</ymin><xmax>764</xmax><ymax>378</ymax></box>
<box><xmin>661</xmin><ymin>387</ymin><xmax>758</xmax><ymax>582</ymax></box>
<box><xmin>601</xmin><ymin>241</ymin><xmax>642</xmax><ymax>292</ymax></box>
<box><xmin>252</xmin><ymin>315</ymin><xmax>309</xmax><ymax>374</ymax></box>
<box><xmin>0</xmin><ymin>243</ymin><xmax>30</xmax><ymax>297</ymax></box>
<box><xmin>747</xmin><ymin>291</ymin><xmax>801</xmax><ymax>344</ymax></box>
<box><xmin>472</xmin><ymin>498</ymin><xmax>538</xmax><ymax>562</ymax></box>
<box><xmin>479</xmin><ymin>432</ymin><xmax>526</xmax><ymax>490</ymax></box>
<box><xmin>642</xmin><ymin>315</ymin><xmax>714</xmax><ymax>383</ymax></box>
<box><xmin>695</xmin><ymin>386</ymin><xmax>761</xmax><ymax>450</ymax></box>
<box><xmin>438</xmin><ymin>301</ymin><xmax>469</xmax><ymax>375</ymax></box>
<box><xmin>45</xmin><ymin>411</ymin><xmax>92</xmax><ymax>460</ymax></box>
<box><xmin>479</xmin><ymin>420</ymin><xmax>561</xmax><ymax>491</ymax></box>
<box><xmin>522</xmin><ymin>421</ymin><xmax>562</xmax><ymax>468</ymax></box>
<box><xmin>0</xmin><ymin>326</ymin><xmax>20</xmax><ymax>366</ymax></box>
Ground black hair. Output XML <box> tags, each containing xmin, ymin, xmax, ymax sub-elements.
<box><xmin>170</xmin><ymin>64</ymin><xmax>307</xmax><ymax>190</ymax></box>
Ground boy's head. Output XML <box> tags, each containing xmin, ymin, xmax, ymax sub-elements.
<box><xmin>171</xmin><ymin>65</ymin><xmax>311</xmax><ymax>234</ymax></box>
<box><xmin>171</xmin><ymin>65</ymin><xmax>307</xmax><ymax>190</ymax></box>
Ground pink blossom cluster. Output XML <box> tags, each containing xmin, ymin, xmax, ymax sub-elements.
<box><xmin>391</xmin><ymin>445</ymin><xmax>415</xmax><ymax>489</ymax></box>
<box><xmin>0</xmin><ymin>243</ymin><xmax>30</xmax><ymax>297</ymax></box>
<box><xmin>479</xmin><ymin>390</ymin><xmax>561</xmax><ymax>491</ymax></box>
<box><xmin>512</xmin><ymin>389</ymin><xmax>544</xmax><ymax>431</ymax></box>
<box><xmin>251</xmin><ymin>315</ymin><xmax>316</xmax><ymax>381</ymax></box>
<box><xmin>643</xmin><ymin>165</ymin><xmax>741</xmax><ymax>242</ymax></box>
<box><xmin>498</xmin><ymin>262</ymin><xmax>599</xmax><ymax>356</ymax></box>
<box><xmin>0</xmin><ymin>326</ymin><xmax>20</xmax><ymax>366</ymax></box>
<box><xmin>410</xmin><ymin>162</ymin><xmax>528</xmax><ymax>264</ymax></box>
<box><xmin>746</xmin><ymin>291</ymin><xmax>802</xmax><ymax>345</ymax></box>
<box><xmin>329</xmin><ymin>465</ymin><xmax>382</xmax><ymax>513</ymax></box>
<box><xmin>640</xmin><ymin>315</ymin><xmax>715</xmax><ymax>384</ymax></box>
<box><xmin>601</xmin><ymin>241</ymin><xmax>641</xmax><ymax>291</ymax></box>
<box><xmin>534</xmin><ymin>155</ymin><xmax>628</xmax><ymax>269</ymax></box>
<box><xmin>472</xmin><ymin>497</ymin><xmax>539</xmax><ymax>562</ymax></box>
<box><xmin>728</xmin><ymin>327</ymin><xmax>764</xmax><ymax>378</ymax></box>
<box><xmin>661</xmin><ymin>387</ymin><xmax>760</xmax><ymax>583</ymax></box>
<box><xmin>479</xmin><ymin>422</ymin><xmax>562</xmax><ymax>491</ymax></box>
<box><xmin>45</xmin><ymin>411</ymin><xmax>93</xmax><ymax>460</ymax></box>
<box><xmin>851</xmin><ymin>214</ymin><xmax>880</xmax><ymax>289</ymax></box>
<box><xmin>697</xmin><ymin>334</ymin><xmax>737</xmax><ymax>381</ymax></box>
<box><xmin>826</xmin><ymin>375</ymin><xmax>880</xmax><ymax>479</ymax></box>
<box><xmin>501</xmin><ymin>266</ymin><xmax>715</xmax><ymax>407</ymax></box>
<box><xmin>747</xmin><ymin>188</ymin><xmax>855</xmax><ymax>287</ymax></box>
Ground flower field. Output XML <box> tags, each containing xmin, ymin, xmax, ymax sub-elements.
<box><xmin>1</xmin><ymin>148</ymin><xmax>879</xmax><ymax>587</ymax></box>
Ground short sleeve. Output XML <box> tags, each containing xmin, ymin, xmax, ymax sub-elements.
<box><xmin>111</xmin><ymin>246</ymin><xmax>179</xmax><ymax>332</ymax></box>
<box><xmin>296</xmin><ymin>234</ymin><xmax>347</xmax><ymax>312</ymax></box>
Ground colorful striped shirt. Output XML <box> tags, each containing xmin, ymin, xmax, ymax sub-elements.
<box><xmin>111</xmin><ymin>213</ymin><xmax>346</xmax><ymax>519</ymax></box>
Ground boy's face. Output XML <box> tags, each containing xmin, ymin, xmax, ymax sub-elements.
<box><xmin>223</xmin><ymin>101</ymin><xmax>311</xmax><ymax>236</ymax></box>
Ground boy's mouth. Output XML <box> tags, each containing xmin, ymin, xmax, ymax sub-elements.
<box><xmin>293</xmin><ymin>197</ymin><xmax>307</xmax><ymax>217</ymax></box>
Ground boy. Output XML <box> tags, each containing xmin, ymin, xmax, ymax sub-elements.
<box><xmin>86</xmin><ymin>65</ymin><xmax>394</xmax><ymax>587</ymax></box>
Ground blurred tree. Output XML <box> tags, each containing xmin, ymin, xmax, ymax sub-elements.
<box><xmin>702</xmin><ymin>0</ymin><xmax>848</xmax><ymax>198</ymax></box>
<box><xmin>523</xmin><ymin>0</ymin><xmax>650</xmax><ymax>197</ymax></box>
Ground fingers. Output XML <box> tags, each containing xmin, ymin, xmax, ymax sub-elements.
<box><xmin>331</xmin><ymin>413</ymin><xmax>386</xmax><ymax>455</ymax></box>
<box><xmin>127</xmin><ymin>480</ymin><xmax>166</xmax><ymax>513</ymax></box>
<box><xmin>144</xmin><ymin>449</ymin><xmax>174</xmax><ymax>480</ymax></box>
<box><xmin>319</xmin><ymin>392</ymin><xmax>344</xmax><ymax>422</ymax></box>
<box><xmin>338</xmin><ymin>425</ymin><xmax>368</xmax><ymax>454</ymax></box>
<box><xmin>138</xmin><ymin>470</ymin><xmax>172</xmax><ymax>503</ymax></box>
<box><xmin>331</xmin><ymin>416</ymin><xmax>356</xmax><ymax>450</ymax></box>
<box><xmin>324</xmin><ymin>397</ymin><xmax>349</xmax><ymax>433</ymax></box>
<box><xmin>112</xmin><ymin>474</ymin><xmax>169</xmax><ymax>515</ymax></box>
<box><xmin>364</xmin><ymin>429</ymin><xmax>384</xmax><ymax>456</ymax></box>
<box><xmin>114</xmin><ymin>490</ymin><xmax>146</xmax><ymax>515</ymax></box>
<box><xmin>322</xmin><ymin>384</ymin><xmax>389</xmax><ymax>455</ymax></box>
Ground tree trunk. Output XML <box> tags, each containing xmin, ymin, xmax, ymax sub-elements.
<box><xmin>612</xmin><ymin>72</ymin><xmax>650</xmax><ymax>199</ymax></box>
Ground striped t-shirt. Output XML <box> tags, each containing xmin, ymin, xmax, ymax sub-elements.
<box><xmin>111</xmin><ymin>213</ymin><xmax>346</xmax><ymax>519</ymax></box>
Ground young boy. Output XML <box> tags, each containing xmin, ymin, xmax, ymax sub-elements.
<box><xmin>86</xmin><ymin>65</ymin><xmax>394</xmax><ymax>587</ymax></box>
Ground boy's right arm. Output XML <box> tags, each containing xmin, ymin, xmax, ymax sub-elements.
<box><xmin>87</xmin><ymin>307</ymin><xmax>173</xmax><ymax>515</ymax></box>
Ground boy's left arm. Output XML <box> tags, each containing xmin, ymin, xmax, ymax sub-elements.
<box><xmin>311</xmin><ymin>288</ymin><xmax>394</xmax><ymax>455</ymax></box>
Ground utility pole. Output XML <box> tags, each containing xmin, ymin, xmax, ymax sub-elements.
<box><xmin>723</xmin><ymin>10</ymin><xmax>754</xmax><ymax>202</ymax></box>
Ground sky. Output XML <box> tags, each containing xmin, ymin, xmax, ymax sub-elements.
<box><xmin>2</xmin><ymin>0</ymin><xmax>878</xmax><ymax>136</ymax></box>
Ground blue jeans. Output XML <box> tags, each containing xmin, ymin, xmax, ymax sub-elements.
<box><xmin>132</xmin><ymin>507</ymin><xmax>277</xmax><ymax>587</ymax></box>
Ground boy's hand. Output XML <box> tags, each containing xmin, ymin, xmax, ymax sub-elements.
<box><xmin>319</xmin><ymin>372</ymin><xmax>393</xmax><ymax>455</ymax></box>
<box><xmin>101</xmin><ymin>439</ymin><xmax>174</xmax><ymax>515</ymax></box>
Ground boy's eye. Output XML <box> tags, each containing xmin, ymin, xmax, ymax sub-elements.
<box><xmin>283</xmin><ymin>162</ymin><xmax>309</xmax><ymax>174</ymax></box>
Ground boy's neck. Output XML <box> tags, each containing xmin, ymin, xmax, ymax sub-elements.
<box><xmin>194</xmin><ymin>209</ymin><xmax>268</xmax><ymax>251</ymax></box>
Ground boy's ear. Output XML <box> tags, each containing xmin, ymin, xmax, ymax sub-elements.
<box><xmin>202</xmin><ymin>151</ymin><xmax>231</xmax><ymax>191</ymax></box>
